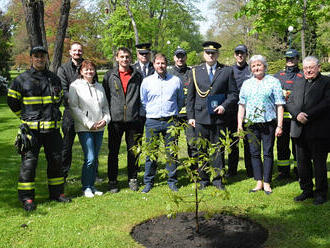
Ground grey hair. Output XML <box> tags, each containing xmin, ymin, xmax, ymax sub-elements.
<box><xmin>249</xmin><ymin>55</ymin><xmax>268</xmax><ymax>71</ymax></box>
<box><xmin>303</xmin><ymin>56</ymin><xmax>319</xmax><ymax>66</ymax></box>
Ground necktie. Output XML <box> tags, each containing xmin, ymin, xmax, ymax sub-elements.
<box><xmin>209</xmin><ymin>67</ymin><xmax>214</xmax><ymax>82</ymax></box>
<box><xmin>142</xmin><ymin>65</ymin><xmax>147</xmax><ymax>77</ymax></box>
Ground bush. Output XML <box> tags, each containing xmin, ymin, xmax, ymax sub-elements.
<box><xmin>321</xmin><ymin>62</ymin><xmax>330</xmax><ymax>72</ymax></box>
<box><xmin>267</xmin><ymin>60</ymin><xmax>286</xmax><ymax>74</ymax></box>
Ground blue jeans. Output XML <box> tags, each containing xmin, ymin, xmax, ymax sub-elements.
<box><xmin>247</xmin><ymin>121</ymin><xmax>276</xmax><ymax>183</ymax></box>
<box><xmin>144</xmin><ymin>118</ymin><xmax>178</xmax><ymax>186</ymax></box>
<box><xmin>78</xmin><ymin>131</ymin><xmax>104</xmax><ymax>190</ymax></box>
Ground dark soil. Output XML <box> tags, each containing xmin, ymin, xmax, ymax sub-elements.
<box><xmin>131</xmin><ymin>212</ymin><xmax>268</xmax><ymax>248</ymax></box>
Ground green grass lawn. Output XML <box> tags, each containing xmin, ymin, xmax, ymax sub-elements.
<box><xmin>0</xmin><ymin>95</ymin><xmax>329</xmax><ymax>248</ymax></box>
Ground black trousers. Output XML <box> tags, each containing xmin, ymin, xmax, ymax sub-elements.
<box><xmin>247</xmin><ymin>121</ymin><xmax>276</xmax><ymax>183</ymax></box>
<box><xmin>295</xmin><ymin>133</ymin><xmax>328</xmax><ymax>197</ymax></box>
<box><xmin>276</xmin><ymin>120</ymin><xmax>296</xmax><ymax>174</ymax></box>
<box><xmin>226</xmin><ymin>118</ymin><xmax>253</xmax><ymax>177</ymax></box>
<box><xmin>18</xmin><ymin>130</ymin><xmax>64</xmax><ymax>202</ymax></box>
<box><xmin>195</xmin><ymin>123</ymin><xmax>224</xmax><ymax>184</ymax></box>
<box><xmin>61</xmin><ymin>109</ymin><xmax>76</xmax><ymax>178</ymax></box>
<box><xmin>107</xmin><ymin>121</ymin><xmax>143</xmax><ymax>182</ymax></box>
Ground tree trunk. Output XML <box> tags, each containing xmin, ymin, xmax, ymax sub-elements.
<box><xmin>21</xmin><ymin>0</ymin><xmax>47</xmax><ymax>49</ymax></box>
<box><xmin>50</xmin><ymin>0</ymin><xmax>71</xmax><ymax>73</ymax></box>
<box><xmin>301</xmin><ymin>0</ymin><xmax>307</xmax><ymax>60</ymax></box>
<box><xmin>125</xmin><ymin>0</ymin><xmax>139</xmax><ymax>45</ymax></box>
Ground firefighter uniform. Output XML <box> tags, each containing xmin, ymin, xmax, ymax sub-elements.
<box><xmin>7</xmin><ymin>66</ymin><xmax>65</xmax><ymax>203</ymax></box>
<box><xmin>274</xmin><ymin>65</ymin><xmax>304</xmax><ymax>178</ymax></box>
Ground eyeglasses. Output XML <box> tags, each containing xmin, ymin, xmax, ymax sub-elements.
<box><xmin>303</xmin><ymin>65</ymin><xmax>318</xmax><ymax>70</ymax></box>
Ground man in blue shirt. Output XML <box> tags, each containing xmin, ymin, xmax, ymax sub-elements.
<box><xmin>140</xmin><ymin>53</ymin><xmax>184</xmax><ymax>193</ymax></box>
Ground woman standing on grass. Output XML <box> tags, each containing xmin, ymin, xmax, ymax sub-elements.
<box><xmin>69</xmin><ymin>60</ymin><xmax>110</xmax><ymax>198</ymax></box>
<box><xmin>237</xmin><ymin>55</ymin><xmax>285</xmax><ymax>195</ymax></box>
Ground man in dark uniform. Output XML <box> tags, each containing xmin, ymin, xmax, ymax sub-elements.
<box><xmin>7</xmin><ymin>46</ymin><xmax>71</xmax><ymax>211</ymax></box>
<box><xmin>187</xmin><ymin>41</ymin><xmax>238</xmax><ymax>190</ymax></box>
<box><xmin>226</xmin><ymin>44</ymin><xmax>253</xmax><ymax>178</ymax></box>
<box><xmin>103</xmin><ymin>47</ymin><xmax>144</xmax><ymax>193</ymax></box>
<box><xmin>287</xmin><ymin>56</ymin><xmax>330</xmax><ymax>205</ymax></box>
<box><xmin>168</xmin><ymin>48</ymin><xmax>195</xmax><ymax>159</ymax></box>
<box><xmin>274</xmin><ymin>49</ymin><xmax>303</xmax><ymax>180</ymax></box>
<box><xmin>132</xmin><ymin>43</ymin><xmax>155</xmax><ymax>78</ymax></box>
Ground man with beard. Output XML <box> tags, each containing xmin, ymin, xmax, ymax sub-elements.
<box><xmin>57</xmin><ymin>42</ymin><xmax>98</xmax><ymax>180</ymax></box>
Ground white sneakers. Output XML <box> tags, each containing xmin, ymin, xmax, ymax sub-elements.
<box><xmin>83</xmin><ymin>188</ymin><xmax>103</xmax><ymax>198</ymax></box>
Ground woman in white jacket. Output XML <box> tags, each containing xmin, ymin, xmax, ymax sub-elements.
<box><xmin>69</xmin><ymin>60</ymin><xmax>110</xmax><ymax>197</ymax></box>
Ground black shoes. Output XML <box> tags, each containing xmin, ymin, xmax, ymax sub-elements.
<box><xmin>141</xmin><ymin>184</ymin><xmax>152</xmax><ymax>193</ymax></box>
<box><xmin>129</xmin><ymin>179</ymin><xmax>139</xmax><ymax>191</ymax></box>
<box><xmin>294</xmin><ymin>192</ymin><xmax>313</xmax><ymax>202</ymax></box>
<box><xmin>249</xmin><ymin>188</ymin><xmax>263</xmax><ymax>193</ymax></box>
<box><xmin>23</xmin><ymin>199</ymin><xmax>36</xmax><ymax>212</ymax></box>
<box><xmin>109</xmin><ymin>181</ymin><xmax>119</xmax><ymax>193</ymax></box>
<box><xmin>313</xmin><ymin>196</ymin><xmax>327</xmax><ymax>205</ymax></box>
<box><xmin>50</xmin><ymin>194</ymin><xmax>72</xmax><ymax>203</ymax></box>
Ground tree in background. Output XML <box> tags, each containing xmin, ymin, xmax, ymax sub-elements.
<box><xmin>97</xmin><ymin>0</ymin><xmax>203</xmax><ymax>64</ymax></box>
<box><xmin>0</xmin><ymin>10</ymin><xmax>11</xmax><ymax>79</ymax></box>
<box><xmin>236</xmin><ymin>0</ymin><xmax>330</xmax><ymax>59</ymax></box>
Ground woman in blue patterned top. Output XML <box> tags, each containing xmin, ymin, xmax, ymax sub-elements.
<box><xmin>237</xmin><ymin>55</ymin><xmax>285</xmax><ymax>195</ymax></box>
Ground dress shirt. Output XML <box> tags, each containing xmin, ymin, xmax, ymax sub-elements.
<box><xmin>139</xmin><ymin>62</ymin><xmax>150</xmax><ymax>76</ymax></box>
<box><xmin>239</xmin><ymin>74</ymin><xmax>285</xmax><ymax>123</ymax></box>
<box><xmin>140</xmin><ymin>72</ymin><xmax>184</xmax><ymax>118</ymax></box>
<box><xmin>206</xmin><ymin>64</ymin><xmax>217</xmax><ymax>79</ymax></box>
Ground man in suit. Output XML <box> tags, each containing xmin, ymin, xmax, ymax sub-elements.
<box><xmin>287</xmin><ymin>56</ymin><xmax>330</xmax><ymax>205</ymax></box>
<box><xmin>187</xmin><ymin>41</ymin><xmax>238</xmax><ymax>190</ymax></box>
<box><xmin>132</xmin><ymin>43</ymin><xmax>155</xmax><ymax>78</ymax></box>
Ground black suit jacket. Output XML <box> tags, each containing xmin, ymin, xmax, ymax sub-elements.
<box><xmin>287</xmin><ymin>74</ymin><xmax>330</xmax><ymax>139</ymax></box>
<box><xmin>186</xmin><ymin>62</ymin><xmax>238</xmax><ymax>125</ymax></box>
<box><xmin>132</xmin><ymin>62</ymin><xmax>155</xmax><ymax>78</ymax></box>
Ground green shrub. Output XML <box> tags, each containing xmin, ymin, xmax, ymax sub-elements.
<box><xmin>321</xmin><ymin>62</ymin><xmax>330</xmax><ymax>72</ymax></box>
<box><xmin>268</xmin><ymin>60</ymin><xmax>286</xmax><ymax>74</ymax></box>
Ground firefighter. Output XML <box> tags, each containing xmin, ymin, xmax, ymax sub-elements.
<box><xmin>274</xmin><ymin>49</ymin><xmax>304</xmax><ymax>180</ymax></box>
<box><xmin>7</xmin><ymin>46</ymin><xmax>71</xmax><ymax>211</ymax></box>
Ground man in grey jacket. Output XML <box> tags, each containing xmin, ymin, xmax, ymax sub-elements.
<box><xmin>103</xmin><ymin>47</ymin><xmax>144</xmax><ymax>192</ymax></box>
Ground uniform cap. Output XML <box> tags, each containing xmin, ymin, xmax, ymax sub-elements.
<box><xmin>174</xmin><ymin>48</ymin><xmax>187</xmax><ymax>56</ymax></box>
<box><xmin>135</xmin><ymin>43</ymin><xmax>151</xmax><ymax>54</ymax></box>
<box><xmin>234</xmin><ymin>44</ymin><xmax>248</xmax><ymax>53</ymax></box>
<box><xmin>30</xmin><ymin>46</ymin><xmax>48</xmax><ymax>56</ymax></box>
<box><xmin>285</xmin><ymin>49</ymin><xmax>299</xmax><ymax>58</ymax></box>
<box><xmin>202</xmin><ymin>41</ymin><xmax>221</xmax><ymax>53</ymax></box>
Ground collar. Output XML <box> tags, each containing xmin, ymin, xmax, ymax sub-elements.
<box><xmin>285</xmin><ymin>65</ymin><xmax>299</xmax><ymax>73</ymax></box>
<box><xmin>234</xmin><ymin>62</ymin><xmax>248</xmax><ymax>70</ymax></box>
<box><xmin>156</xmin><ymin>72</ymin><xmax>168</xmax><ymax>80</ymax></box>
<box><xmin>139</xmin><ymin>61</ymin><xmax>149</xmax><ymax>68</ymax></box>
<box><xmin>174</xmin><ymin>65</ymin><xmax>188</xmax><ymax>73</ymax></box>
<box><xmin>206</xmin><ymin>63</ymin><xmax>217</xmax><ymax>72</ymax></box>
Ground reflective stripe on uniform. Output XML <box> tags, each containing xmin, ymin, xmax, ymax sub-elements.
<box><xmin>21</xmin><ymin>120</ymin><xmax>61</xmax><ymax>130</ymax></box>
<box><xmin>14</xmin><ymin>110</ymin><xmax>21</xmax><ymax>117</ymax></box>
<box><xmin>179</xmin><ymin>106</ymin><xmax>187</xmax><ymax>114</ymax></box>
<box><xmin>277</xmin><ymin>160</ymin><xmax>290</xmax><ymax>167</ymax></box>
<box><xmin>22</xmin><ymin>96</ymin><xmax>61</xmax><ymax>105</ymax></box>
<box><xmin>18</xmin><ymin>182</ymin><xmax>35</xmax><ymax>190</ymax></box>
<box><xmin>48</xmin><ymin>177</ymin><xmax>64</xmax><ymax>186</ymax></box>
<box><xmin>293</xmin><ymin>160</ymin><xmax>297</xmax><ymax>168</ymax></box>
<box><xmin>283</xmin><ymin>112</ymin><xmax>292</xmax><ymax>119</ymax></box>
<box><xmin>8</xmin><ymin>89</ymin><xmax>22</xmax><ymax>100</ymax></box>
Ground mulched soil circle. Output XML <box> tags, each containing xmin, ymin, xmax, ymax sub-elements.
<box><xmin>131</xmin><ymin>212</ymin><xmax>268</xmax><ymax>248</ymax></box>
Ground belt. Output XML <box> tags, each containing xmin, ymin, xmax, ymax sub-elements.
<box><xmin>149</xmin><ymin>116</ymin><xmax>175</xmax><ymax>121</ymax></box>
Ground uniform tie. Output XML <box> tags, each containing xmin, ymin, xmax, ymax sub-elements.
<box><xmin>142</xmin><ymin>65</ymin><xmax>147</xmax><ymax>77</ymax></box>
<box><xmin>209</xmin><ymin>67</ymin><xmax>214</xmax><ymax>82</ymax></box>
